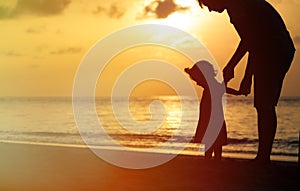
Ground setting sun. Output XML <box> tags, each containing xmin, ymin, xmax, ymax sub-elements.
<box><xmin>144</xmin><ymin>0</ymin><xmax>202</xmax><ymax>30</ymax></box>
<box><xmin>157</xmin><ymin>12</ymin><xmax>193</xmax><ymax>29</ymax></box>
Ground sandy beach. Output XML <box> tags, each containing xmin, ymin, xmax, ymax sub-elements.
<box><xmin>0</xmin><ymin>142</ymin><xmax>298</xmax><ymax>191</ymax></box>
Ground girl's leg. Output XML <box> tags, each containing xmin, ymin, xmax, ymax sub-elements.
<box><xmin>214</xmin><ymin>145</ymin><xmax>222</xmax><ymax>160</ymax></box>
<box><xmin>205</xmin><ymin>147</ymin><xmax>213</xmax><ymax>159</ymax></box>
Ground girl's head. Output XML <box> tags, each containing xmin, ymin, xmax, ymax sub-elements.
<box><xmin>185</xmin><ymin>61</ymin><xmax>216</xmax><ymax>88</ymax></box>
<box><xmin>197</xmin><ymin>0</ymin><xmax>226</xmax><ymax>13</ymax></box>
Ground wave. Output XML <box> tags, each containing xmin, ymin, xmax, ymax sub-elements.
<box><xmin>0</xmin><ymin>130</ymin><xmax>298</xmax><ymax>147</ymax></box>
<box><xmin>227</xmin><ymin>138</ymin><xmax>258</xmax><ymax>144</ymax></box>
<box><xmin>222</xmin><ymin>149</ymin><xmax>298</xmax><ymax>157</ymax></box>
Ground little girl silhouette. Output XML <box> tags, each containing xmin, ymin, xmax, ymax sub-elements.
<box><xmin>185</xmin><ymin>61</ymin><xmax>230</xmax><ymax>160</ymax></box>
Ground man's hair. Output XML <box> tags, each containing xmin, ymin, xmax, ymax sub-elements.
<box><xmin>198</xmin><ymin>0</ymin><xmax>226</xmax><ymax>8</ymax></box>
<box><xmin>197</xmin><ymin>0</ymin><xmax>204</xmax><ymax>8</ymax></box>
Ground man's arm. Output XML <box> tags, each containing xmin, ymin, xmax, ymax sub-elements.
<box><xmin>223</xmin><ymin>40</ymin><xmax>248</xmax><ymax>83</ymax></box>
<box><xmin>239</xmin><ymin>55</ymin><xmax>254</xmax><ymax>96</ymax></box>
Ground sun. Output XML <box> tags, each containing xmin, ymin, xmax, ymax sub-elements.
<box><xmin>160</xmin><ymin>12</ymin><xmax>192</xmax><ymax>29</ymax></box>
<box><xmin>175</xmin><ymin>0</ymin><xmax>198</xmax><ymax>7</ymax></box>
<box><xmin>151</xmin><ymin>0</ymin><xmax>202</xmax><ymax>30</ymax></box>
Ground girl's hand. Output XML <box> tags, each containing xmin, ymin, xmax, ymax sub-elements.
<box><xmin>226</xmin><ymin>87</ymin><xmax>241</xmax><ymax>95</ymax></box>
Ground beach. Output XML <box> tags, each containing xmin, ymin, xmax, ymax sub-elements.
<box><xmin>0</xmin><ymin>142</ymin><xmax>298</xmax><ymax>191</ymax></box>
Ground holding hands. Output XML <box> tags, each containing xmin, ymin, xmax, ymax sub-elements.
<box><xmin>223</xmin><ymin>64</ymin><xmax>252</xmax><ymax>96</ymax></box>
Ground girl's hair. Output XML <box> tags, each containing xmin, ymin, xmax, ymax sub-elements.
<box><xmin>185</xmin><ymin>60</ymin><xmax>217</xmax><ymax>80</ymax></box>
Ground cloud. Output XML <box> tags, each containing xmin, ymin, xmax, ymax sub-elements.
<box><xmin>140</xmin><ymin>0</ymin><xmax>190</xmax><ymax>19</ymax></box>
<box><xmin>93</xmin><ymin>3</ymin><xmax>126</xmax><ymax>19</ymax></box>
<box><xmin>50</xmin><ymin>47</ymin><xmax>82</xmax><ymax>55</ymax></box>
<box><xmin>293</xmin><ymin>36</ymin><xmax>300</xmax><ymax>44</ymax></box>
<box><xmin>0</xmin><ymin>50</ymin><xmax>23</xmax><ymax>57</ymax></box>
<box><xmin>0</xmin><ymin>0</ymin><xmax>71</xmax><ymax>19</ymax></box>
<box><xmin>26</xmin><ymin>25</ymin><xmax>47</xmax><ymax>34</ymax></box>
<box><xmin>0</xmin><ymin>1</ymin><xmax>19</xmax><ymax>19</ymax></box>
<box><xmin>27</xmin><ymin>64</ymin><xmax>40</xmax><ymax>69</ymax></box>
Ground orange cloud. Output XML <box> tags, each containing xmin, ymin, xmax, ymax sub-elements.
<box><xmin>140</xmin><ymin>0</ymin><xmax>190</xmax><ymax>19</ymax></box>
<box><xmin>93</xmin><ymin>4</ymin><xmax>126</xmax><ymax>19</ymax></box>
<box><xmin>0</xmin><ymin>0</ymin><xmax>71</xmax><ymax>19</ymax></box>
<box><xmin>50</xmin><ymin>47</ymin><xmax>82</xmax><ymax>55</ymax></box>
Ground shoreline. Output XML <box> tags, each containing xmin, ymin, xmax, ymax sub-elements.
<box><xmin>0</xmin><ymin>139</ymin><xmax>298</xmax><ymax>163</ymax></box>
<box><xmin>0</xmin><ymin>142</ymin><xmax>298</xmax><ymax>191</ymax></box>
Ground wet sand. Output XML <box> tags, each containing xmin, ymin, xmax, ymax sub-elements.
<box><xmin>0</xmin><ymin>142</ymin><xmax>298</xmax><ymax>191</ymax></box>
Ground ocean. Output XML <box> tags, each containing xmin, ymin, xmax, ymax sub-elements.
<box><xmin>0</xmin><ymin>96</ymin><xmax>299</xmax><ymax>162</ymax></box>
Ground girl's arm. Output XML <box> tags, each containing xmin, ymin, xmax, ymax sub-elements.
<box><xmin>226</xmin><ymin>87</ymin><xmax>242</xmax><ymax>95</ymax></box>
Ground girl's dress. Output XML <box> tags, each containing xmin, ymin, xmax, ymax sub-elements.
<box><xmin>193</xmin><ymin>89</ymin><xmax>227</xmax><ymax>147</ymax></box>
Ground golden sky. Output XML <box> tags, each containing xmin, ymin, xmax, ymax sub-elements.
<box><xmin>0</xmin><ymin>0</ymin><xmax>299</xmax><ymax>96</ymax></box>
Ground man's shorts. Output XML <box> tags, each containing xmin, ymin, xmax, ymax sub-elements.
<box><xmin>251</xmin><ymin>50</ymin><xmax>294</xmax><ymax>108</ymax></box>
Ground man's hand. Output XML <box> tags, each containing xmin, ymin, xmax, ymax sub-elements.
<box><xmin>223</xmin><ymin>65</ymin><xmax>234</xmax><ymax>83</ymax></box>
<box><xmin>239</xmin><ymin>76</ymin><xmax>252</xmax><ymax>96</ymax></box>
<box><xmin>223</xmin><ymin>40</ymin><xmax>247</xmax><ymax>83</ymax></box>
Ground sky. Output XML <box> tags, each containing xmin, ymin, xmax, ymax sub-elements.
<box><xmin>0</xmin><ymin>0</ymin><xmax>300</xmax><ymax>97</ymax></box>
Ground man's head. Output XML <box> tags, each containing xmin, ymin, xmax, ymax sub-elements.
<box><xmin>197</xmin><ymin>0</ymin><xmax>226</xmax><ymax>13</ymax></box>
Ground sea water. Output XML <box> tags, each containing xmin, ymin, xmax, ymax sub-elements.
<box><xmin>0</xmin><ymin>96</ymin><xmax>299</xmax><ymax>162</ymax></box>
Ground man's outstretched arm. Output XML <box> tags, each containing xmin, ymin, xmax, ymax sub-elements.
<box><xmin>223</xmin><ymin>40</ymin><xmax>248</xmax><ymax>83</ymax></box>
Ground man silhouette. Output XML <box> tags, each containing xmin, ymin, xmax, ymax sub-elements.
<box><xmin>197</xmin><ymin>0</ymin><xmax>295</xmax><ymax>164</ymax></box>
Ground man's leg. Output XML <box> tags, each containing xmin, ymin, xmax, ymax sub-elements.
<box><xmin>256</xmin><ymin>106</ymin><xmax>277</xmax><ymax>162</ymax></box>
